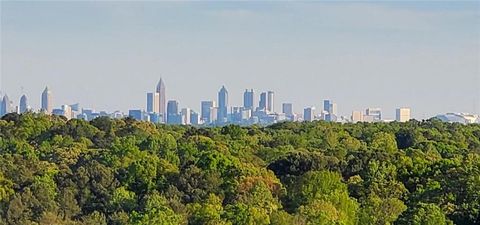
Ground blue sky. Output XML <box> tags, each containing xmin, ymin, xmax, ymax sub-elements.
<box><xmin>1</xmin><ymin>1</ymin><xmax>479</xmax><ymax>119</ymax></box>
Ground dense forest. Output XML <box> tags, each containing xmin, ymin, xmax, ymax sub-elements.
<box><xmin>0</xmin><ymin>113</ymin><xmax>479</xmax><ymax>225</ymax></box>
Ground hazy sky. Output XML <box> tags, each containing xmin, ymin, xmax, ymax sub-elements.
<box><xmin>1</xmin><ymin>1</ymin><xmax>479</xmax><ymax>119</ymax></box>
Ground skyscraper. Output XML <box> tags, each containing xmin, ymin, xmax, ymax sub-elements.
<box><xmin>282</xmin><ymin>103</ymin><xmax>293</xmax><ymax>116</ymax></box>
<box><xmin>304</xmin><ymin>107</ymin><xmax>315</xmax><ymax>122</ymax></box>
<box><xmin>181</xmin><ymin>108</ymin><xmax>191</xmax><ymax>125</ymax></box>
<box><xmin>156</xmin><ymin>78</ymin><xmax>166</xmax><ymax>118</ymax></box>
<box><xmin>351</xmin><ymin>111</ymin><xmax>364</xmax><ymax>122</ymax></box>
<box><xmin>19</xmin><ymin>94</ymin><xmax>28</xmax><ymax>113</ymax></box>
<box><xmin>201</xmin><ymin>101</ymin><xmax>215</xmax><ymax>124</ymax></box>
<box><xmin>243</xmin><ymin>89</ymin><xmax>254</xmax><ymax>110</ymax></box>
<box><xmin>1</xmin><ymin>95</ymin><xmax>12</xmax><ymax>116</ymax></box>
<box><xmin>146</xmin><ymin>92</ymin><xmax>160</xmax><ymax>113</ymax></box>
<box><xmin>396</xmin><ymin>108</ymin><xmax>411</xmax><ymax>122</ymax></box>
<box><xmin>267</xmin><ymin>91</ymin><xmax>274</xmax><ymax>113</ymax></box>
<box><xmin>217</xmin><ymin>86</ymin><xmax>228</xmax><ymax>123</ymax></box>
<box><xmin>210</xmin><ymin>107</ymin><xmax>218</xmax><ymax>123</ymax></box>
<box><xmin>41</xmin><ymin>86</ymin><xmax>52</xmax><ymax>114</ymax></box>
<box><xmin>129</xmin><ymin>109</ymin><xmax>143</xmax><ymax>121</ymax></box>
<box><xmin>167</xmin><ymin>100</ymin><xmax>180</xmax><ymax>124</ymax></box>
<box><xmin>365</xmin><ymin>108</ymin><xmax>382</xmax><ymax>121</ymax></box>
<box><xmin>259</xmin><ymin>92</ymin><xmax>267</xmax><ymax>111</ymax></box>
<box><xmin>324</xmin><ymin>100</ymin><xmax>332</xmax><ymax>113</ymax></box>
<box><xmin>190</xmin><ymin>110</ymin><xmax>200</xmax><ymax>125</ymax></box>
<box><xmin>324</xmin><ymin>100</ymin><xmax>337</xmax><ymax>122</ymax></box>
<box><xmin>53</xmin><ymin>105</ymin><xmax>73</xmax><ymax>120</ymax></box>
<box><xmin>62</xmin><ymin>105</ymin><xmax>73</xmax><ymax>120</ymax></box>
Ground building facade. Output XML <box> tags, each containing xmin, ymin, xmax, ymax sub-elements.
<box><xmin>167</xmin><ymin>100</ymin><xmax>181</xmax><ymax>124</ymax></box>
<box><xmin>217</xmin><ymin>86</ymin><xmax>228</xmax><ymax>123</ymax></box>
<box><xmin>201</xmin><ymin>101</ymin><xmax>215</xmax><ymax>124</ymax></box>
<box><xmin>41</xmin><ymin>86</ymin><xmax>52</xmax><ymax>114</ymax></box>
<box><xmin>243</xmin><ymin>89</ymin><xmax>254</xmax><ymax>110</ymax></box>
<box><xmin>396</xmin><ymin>108</ymin><xmax>411</xmax><ymax>122</ymax></box>
<box><xmin>156</xmin><ymin>78</ymin><xmax>166</xmax><ymax>118</ymax></box>
<box><xmin>304</xmin><ymin>107</ymin><xmax>315</xmax><ymax>122</ymax></box>
<box><xmin>19</xmin><ymin>95</ymin><xmax>28</xmax><ymax>113</ymax></box>
<box><xmin>147</xmin><ymin>92</ymin><xmax>160</xmax><ymax>113</ymax></box>
<box><xmin>267</xmin><ymin>91</ymin><xmax>274</xmax><ymax>113</ymax></box>
<box><xmin>282</xmin><ymin>103</ymin><xmax>293</xmax><ymax>116</ymax></box>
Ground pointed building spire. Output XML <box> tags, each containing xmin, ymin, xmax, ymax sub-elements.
<box><xmin>217</xmin><ymin>85</ymin><xmax>229</xmax><ymax>123</ymax></box>
<box><xmin>155</xmin><ymin>78</ymin><xmax>166</xmax><ymax>120</ymax></box>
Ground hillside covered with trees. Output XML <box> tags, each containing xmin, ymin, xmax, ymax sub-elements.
<box><xmin>0</xmin><ymin>113</ymin><xmax>479</xmax><ymax>225</ymax></box>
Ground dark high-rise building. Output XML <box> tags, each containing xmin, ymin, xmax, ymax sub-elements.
<box><xmin>190</xmin><ymin>110</ymin><xmax>200</xmax><ymax>125</ymax></box>
<box><xmin>324</xmin><ymin>100</ymin><xmax>331</xmax><ymax>113</ymax></box>
<box><xmin>201</xmin><ymin>101</ymin><xmax>215</xmax><ymax>124</ymax></box>
<box><xmin>258</xmin><ymin>91</ymin><xmax>274</xmax><ymax>113</ymax></box>
<box><xmin>167</xmin><ymin>100</ymin><xmax>180</xmax><ymax>124</ymax></box>
<box><xmin>267</xmin><ymin>91</ymin><xmax>274</xmax><ymax>113</ymax></box>
<box><xmin>282</xmin><ymin>103</ymin><xmax>293</xmax><ymax>116</ymax></box>
<box><xmin>128</xmin><ymin>110</ymin><xmax>143</xmax><ymax>121</ymax></box>
<box><xmin>217</xmin><ymin>86</ymin><xmax>228</xmax><ymax>123</ymax></box>
<box><xmin>304</xmin><ymin>107</ymin><xmax>315</xmax><ymax>122</ymax></box>
<box><xmin>156</xmin><ymin>78</ymin><xmax>166</xmax><ymax>118</ymax></box>
<box><xmin>259</xmin><ymin>92</ymin><xmax>267</xmax><ymax>111</ymax></box>
<box><xmin>323</xmin><ymin>100</ymin><xmax>337</xmax><ymax>122</ymax></box>
<box><xmin>19</xmin><ymin>95</ymin><xmax>28</xmax><ymax>113</ymax></box>
<box><xmin>243</xmin><ymin>89</ymin><xmax>254</xmax><ymax>110</ymax></box>
<box><xmin>41</xmin><ymin>86</ymin><xmax>52</xmax><ymax>114</ymax></box>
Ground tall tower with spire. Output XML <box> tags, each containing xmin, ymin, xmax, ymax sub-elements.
<box><xmin>217</xmin><ymin>85</ymin><xmax>228</xmax><ymax>123</ymax></box>
<box><xmin>156</xmin><ymin>78</ymin><xmax>166</xmax><ymax>120</ymax></box>
<box><xmin>41</xmin><ymin>86</ymin><xmax>52</xmax><ymax>114</ymax></box>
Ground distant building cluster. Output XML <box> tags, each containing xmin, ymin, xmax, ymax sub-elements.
<box><xmin>435</xmin><ymin>113</ymin><xmax>480</xmax><ymax>124</ymax></box>
<box><xmin>1</xmin><ymin>78</ymin><xmax>477</xmax><ymax>125</ymax></box>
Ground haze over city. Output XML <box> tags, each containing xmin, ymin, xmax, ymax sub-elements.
<box><xmin>1</xmin><ymin>1</ymin><xmax>479</xmax><ymax>120</ymax></box>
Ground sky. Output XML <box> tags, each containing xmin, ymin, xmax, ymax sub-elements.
<box><xmin>1</xmin><ymin>1</ymin><xmax>479</xmax><ymax>119</ymax></box>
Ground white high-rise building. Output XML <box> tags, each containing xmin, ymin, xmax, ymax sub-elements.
<box><xmin>210</xmin><ymin>107</ymin><xmax>218</xmax><ymax>123</ymax></box>
<box><xmin>62</xmin><ymin>105</ymin><xmax>73</xmax><ymax>120</ymax></box>
<box><xmin>396</xmin><ymin>108</ymin><xmax>411</xmax><ymax>122</ymax></box>
<box><xmin>181</xmin><ymin>108</ymin><xmax>191</xmax><ymax>125</ymax></box>
<box><xmin>156</xmin><ymin>78</ymin><xmax>166</xmax><ymax>118</ymax></box>
<box><xmin>351</xmin><ymin>111</ymin><xmax>364</xmax><ymax>122</ymax></box>
<box><xmin>41</xmin><ymin>86</ymin><xmax>52</xmax><ymax>114</ymax></box>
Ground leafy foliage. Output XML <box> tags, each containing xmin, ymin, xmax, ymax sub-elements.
<box><xmin>0</xmin><ymin>113</ymin><xmax>479</xmax><ymax>224</ymax></box>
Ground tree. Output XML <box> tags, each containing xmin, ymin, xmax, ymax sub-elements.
<box><xmin>187</xmin><ymin>194</ymin><xmax>229</xmax><ymax>225</ymax></box>
<box><xmin>398</xmin><ymin>203</ymin><xmax>453</xmax><ymax>225</ymax></box>
<box><xmin>371</xmin><ymin>132</ymin><xmax>398</xmax><ymax>154</ymax></box>
<box><xmin>291</xmin><ymin>171</ymin><xmax>359</xmax><ymax>225</ymax></box>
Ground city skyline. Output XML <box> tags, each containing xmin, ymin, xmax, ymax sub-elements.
<box><xmin>1</xmin><ymin>1</ymin><xmax>479</xmax><ymax>119</ymax></box>
<box><xmin>0</xmin><ymin>79</ymin><xmax>474</xmax><ymax>121</ymax></box>
<box><xmin>2</xmin><ymin>77</ymin><xmax>480</xmax><ymax>125</ymax></box>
